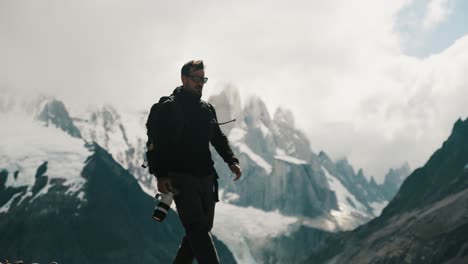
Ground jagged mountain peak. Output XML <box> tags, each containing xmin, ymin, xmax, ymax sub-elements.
<box><xmin>318</xmin><ymin>150</ymin><xmax>333</xmax><ymax>163</ymax></box>
<box><xmin>335</xmin><ymin>157</ymin><xmax>356</xmax><ymax>176</ymax></box>
<box><xmin>453</xmin><ymin>116</ymin><xmax>468</xmax><ymax>129</ymax></box>
<box><xmin>382</xmin><ymin>117</ymin><xmax>468</xmax><ymax>218</ymax></box>
<box><xmin>0</xmin><ymin>110</ymin><xmax>91</xmax><ymax>219</ymax></box>
<box><xmin>448</xmin><ymin>117</ymin><xmax>468</xmax><ymax>144</ymax></box>
<box><xmin>216</xmin><ymin>83</ymin><xmax>242</xmax><ymax>103</ymax></box>
<box><xmin>88</xmin><ymin>104</ymin><xmax>121</xmax><ymax>124</ymax></box>
<box><xmin>36</xmin><ymin>98</ymin><xmax>82</xmax><ymax>138</ymax></box>
<box><xmin>273</xmin><ymin>106</ymin><xmax>295</xmax><ymax>127</ymax></box>
<box><xmin>0</xmin><ymin>92</ymin><xmax>84</xmax><ymax>141</ymax></box>
<box><xmin>401</xmin><ymin>161</ymin><xmax>410</xmax><ymax>170</ymax></box>
<box><xmin>208</xmin><ymin>84</ymin><xmax>241</xmax><ymax>109</ymax></box>
<box><xmin>383</xmin><ymin>162</ymin><xmax>410</xmax><ymax>186</ymax></box>
<box><xmin>208</xmin><ymin>84</ymin><xmax>243</xmax><ymax>133</ymax></box>
<box><xmin>357</xmin><ymin>168</ymin><xmax>364</xmax><ymax>177</ymax></box>
<box><xmin>243</xmin><ymin>96</ymin><xmax>272</xmax><ymax>128</ymax></box>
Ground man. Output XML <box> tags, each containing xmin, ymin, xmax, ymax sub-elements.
<box><xmin>148</xmin><ymin>60</ymin><xmax>242</xmax><ymax>263</ymax></box>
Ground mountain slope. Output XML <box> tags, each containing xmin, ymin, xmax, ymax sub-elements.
<box><xmin>0</xmin><ymin>109</ymin><xmax>235</xmax><ymax>263</ymax></box>
<box><xmin>305</xmin><ymin>118</ymin><xmax>468</xmax><ymax>264</ymax></box>
<box><xmin>73</xmin><ymin>105</ymin><xmax>151</xmax><ymax>188</ymax></box>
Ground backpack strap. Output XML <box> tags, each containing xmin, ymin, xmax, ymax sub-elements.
<box><xmin>170</xmin><ymin>95</ymin><xmax>185</xmax><ymax>143</ymax></box>
<box><xmin>202</xmin><ymin>101</ymin><xmax>216</xmax><ymax>140</ymax></box>
<box><xmin>154</xmin><ymin>95</ymin><xmax>185</xmax><ymax>143</ymax></box>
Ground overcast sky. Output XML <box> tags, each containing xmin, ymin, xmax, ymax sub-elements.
<box><xmin>1</xmin><ymin>0</ymin><xmax>468</xmax><ymax>182</ymax></box>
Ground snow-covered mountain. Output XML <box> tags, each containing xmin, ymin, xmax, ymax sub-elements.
<box><xmin>30</xmin><ymin>85</ymin><xmax>407</xmax><ymax>231</ymax></box>
<box><xmin>66</xmin><ymin>85</ymin><xmax>408</xmax><ymax>227</ymax></box>
<box><xmin>0</xmin><ymin>88</ymin><xmax>410</xmax><ymax>263</ymax></box>
<box><xmin>0</xmin><ymin>102</ymin><xmax>235</xmax><ymax>263</ymax></box>
<box><xmin>209</xmin><ymin>86</ymin><xmax>410</xmax><ymax>230</ymax></box>
<box><xmin>0</xmin><ymin>94</ymin><xmax>307</xmax><ymax>263</ymax></box>
<box><xmin>72</xmin><ymin>105</ymin><xmax>152</xmax><ymax>189</ymax></box>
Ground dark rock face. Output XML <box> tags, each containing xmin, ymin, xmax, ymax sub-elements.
<box><xmin>304</xmin><ymin>118</ymin><xmax>468</xmax><ymax>264</ymax></box>
<box><xmin>74</xmin><ymin>105</ymin><xmax>152</xmax><ymax>193</ymax></box>
<box><xmin>382</xmin><ymin>118</ymin><xmax>468</xmax><ymax>218</ymax></box>
<box><xmin>31</xmin><ymin>161</ymin><xmax>49</xmax><ymax>195</ymax></box>
<box><xmin>210</xmin><ymin>92</ymin><xmax>338</xmax><ymax>219</ymax></box>
<box><xmin>36</xmin><ymin>99</ymin><xmax>82</xmax><ymax>138</ymax></box>
<box><xmin>31</xmin><ymin>175</ymin><xmax>48</xmax><ymax>195</ymax></box>
<box><xmin>0</xmin><ymin>170</ymin><xmax>7</xmax><ymax>190</ymax></box>
<box><xmin>0</xmin><ymin>144</ymin><xmax>235</xmax><ymax>264</ymax></box>
<box><xmin>209</xmin><ymin>86</ymin><xmax>412</xmax><ymax>224</ymax></box>
<box><xmin>0</xmin><ymin>170</ymin><xmax>28</xmax><ymax>209</ymax></box>
<box><xmin>34</xmin><ymin>161</ymin><xmax>48</xmax><ymax>179</ymax></box>
<box><xmin>218</xmin><ymin>156</ymin><xmax>337</xmax><ymax>218</ymax></box>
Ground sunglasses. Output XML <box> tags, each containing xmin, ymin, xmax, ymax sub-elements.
<box><xmin>187</xmin><ymin>75</ymin><xmax>208</xmax><ymax>84</ymax></box>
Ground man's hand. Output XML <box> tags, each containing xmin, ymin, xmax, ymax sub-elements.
<box><xmin>229</xmin><ymin>164</ymin><xmax>242</xmax><ymax>181</ymax></box>
<box><xmin>157</xmin><ymin>177</ymin><xmax>173</xmax><ymax>193</ymax></box>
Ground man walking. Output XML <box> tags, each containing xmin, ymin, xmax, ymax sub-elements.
<box><xmin>147</xmin><ymin>60</ymin><xmax>242</xmax><ymax>263</ymax></box>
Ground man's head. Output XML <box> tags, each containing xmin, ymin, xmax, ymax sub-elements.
<box><xmin>181</xmin><ymin>60</ymin><xmax>208</xmax><ymax>98</ymax></box>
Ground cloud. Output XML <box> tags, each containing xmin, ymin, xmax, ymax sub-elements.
<box><xmin>309</xmin><ymin>35</ymin><xmax>468</xmax><ymax>181</ymax></box>
<box><xmin>1</xmin><ymin>0</ymin><xmax>467</xmax><ymax>182</ymax></box>
<box><xmin>422</xmin><ymin>0</ymin><xmax>453</xmax><ymax>31</ymax></box>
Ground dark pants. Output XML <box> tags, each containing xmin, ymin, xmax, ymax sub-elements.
<box><xmin>170</xmin><ymin>172</ymin><xmax>219</xmax><ymax>264</ymax></box>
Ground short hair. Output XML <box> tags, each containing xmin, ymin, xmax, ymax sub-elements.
<box><xmin>181</xmin><ymin>60</ymin><xmax>205</xmax><ymax>76</ymax></box>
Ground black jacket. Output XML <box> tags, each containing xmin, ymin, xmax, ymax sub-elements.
<box><xmin>148</xmin><ymin>87</ymin><xmax>239</xmax><ymax>179</ymax></box>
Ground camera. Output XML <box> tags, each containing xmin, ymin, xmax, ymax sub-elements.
<box><xmin>152</xmin><ymin>192</ymin><xmax>174</xmax><ymax>222</ymax></box>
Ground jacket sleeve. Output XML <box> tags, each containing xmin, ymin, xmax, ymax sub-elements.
<box><xmin>147</xmin><ymin>102</ymin><xmax>171</xmax><ymax>179</ymax></box>
<box><xmin>209</xmin><ymin>104</ymin><xmax>239</xmax><ymax>166</ymax></box>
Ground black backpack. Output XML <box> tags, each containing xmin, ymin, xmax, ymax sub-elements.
<box><xmin>143</xmin><ymin>94</ymin><xmax>181</xmax><ymax>175</ymax></box>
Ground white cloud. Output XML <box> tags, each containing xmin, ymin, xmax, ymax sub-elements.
<box><xmin>422</xmin><ymin>0</ymin><xmax>453</xmax><ymax>31</ymax></box>
<box><xmin>1</xmin><ymin>0</ymin><xmax>467</xmax><ymax>182</ymax></box>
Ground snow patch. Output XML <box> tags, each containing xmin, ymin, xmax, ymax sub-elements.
<box><xmin>369</xmin><ymin>200</ymin><xmax>388</xmax><ymax>217</ymax></box>
<box><xmin>276</xmin><ymin>148</ymin><xmax>286</xmax><ymax>155</ymax></box>
<box><xmin>138</xmin><ymin>180</ymin><xmax>156</xmax><ymax>197</ymax></box>
<box><xmin>228</xmin><ymin>127</ymin><xmax>247</xmax><ymax>143</ymax></box>
<box><xmin>259</xmin><ymin>122</ymin><xmax>271</xmax><ymax>137</ymax></box>
<box><xmin>228</xmin><ymin>127</ymin><xmax>272</xmax><ymax>174</ymax></box>
<box><xmin>322</xmin><ymin>167</ymin><xmax>370</xmax><ymax>229</ymax></box>
<box><xmin>77</xmin><ymin>191</ymin><xmax>85</xmax><ymax>201</ymax></box>
<box><xmin>116</xmin><ymin>108</ymin><xmax>147</xmax><ymax>147</ymax></box>
<box><xmin>329</xmin><ymin>209</ymin><xmax>368</xmax><ymax>230</ymax></box>
<box><xmin>218</xmin><ymin>189</ymin><xmax>240</xmax><ymax>203</ymax></box>
<box><xmin>0</xmin><ymin>192</ymin><xmax>23</xmax><ymax>213</ymax></box>
<box><xmin>234</xmin><ymin>142</ymin><xmax>272</xmax><ymax>174</ymax></box>
<box><xmin>73</xmin><ymin>105</ymin><xmax>137</xmax><ymax>171</ymax></box>
<box><xmin>0</xmin><ymin>112</ymin><xmax>91</xmax><ymax>201</ymax></box>
<box><xmin>298</xmin><ymin>216</ymin><xmax>338</xmax><ymax>232</ymax></box>
<box><xmin>212</xmin><ymin>202</ymin><xmax>298</xmax><ymax>264</ymax></box>
<box><xmin>274</xmin><ymin>148</ymin><xmax>307</xmax><ymax>165</ymax></box>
